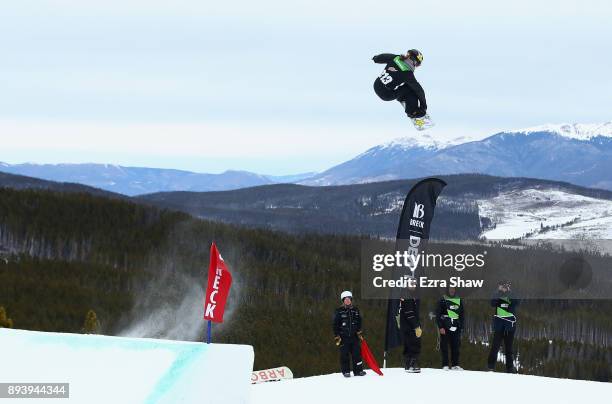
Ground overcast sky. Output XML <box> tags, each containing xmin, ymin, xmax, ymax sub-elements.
<box><xmin>1</xmin><ymin>0</ymin><xmax>610</xmax><ymax>174</ymax></box>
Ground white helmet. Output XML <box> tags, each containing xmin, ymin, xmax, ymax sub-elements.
<box><xmin>340</xmin><ymin>291</ymin><xmax>353</xmax><ymax>301</ymax></box>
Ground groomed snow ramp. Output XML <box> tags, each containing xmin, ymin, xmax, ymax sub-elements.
<box><xmin>0</xmin><ymin>328</ymin><xmax>253</xmax><ymax>404</ymax></box>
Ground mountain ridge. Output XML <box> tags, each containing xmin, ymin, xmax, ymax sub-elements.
<box><xmin>302</xmin><ymin>121</ymin><xmax>612</xmax><ymax>189</ymax></box>
<box><xmin>137</xmin><ymin>174</ymin><xmax>612</xmax><ymax>240</ymax></box>
<box><xmin>0</xmin><ymin>162</ymin><xmax>315</xmax><ymax>196</ymax></box>
<box><xmin>2</xmin><ymin>122</ymin><xmax>612</xmax><ymax>193</ymax></box>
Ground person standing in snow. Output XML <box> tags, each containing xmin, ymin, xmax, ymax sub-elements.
<box><xmin>333</xmin><ymin>291</ymin><xmax>366</xmax><ymax>377</ymax></box>
<box><xmin>399</xmin><ymin>280</ymin><xmax>422</xmax><ymax>373</ymax></box>
<box><xmin>487</xmin><ymin>281</ymin><xmax>520</xmax><ymax>373</ymax></box>
<box><xmin>436</xmin><ymin>286</ymin><xmax>464</xmax><ymax>370</ymax></box>
<box><xmin>372</xmin><ymin>49</ymin><xmax>427</xmax><ymax>119</ymax></box>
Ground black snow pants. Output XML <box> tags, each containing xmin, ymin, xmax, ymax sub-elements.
<box><xmin>440</xmin><ymin>331</ymin><xmax>461</xmax><ymax>367</ymax></box>
<box><xmin>403</xmin><ymin>329</ymin><xmax>422</xmax><ymax>364</ymax></box>
<box><xmin>487</xmin><ymin>329</ymin><xmax>515</xmax><ymax>372</ymax></box>
<box><xmin>339</xmin><ymin>336</ymin><xmax>363</xmax><ymax>375</ymax></box>
<box><xmin>373</xmin><ymin>79</ymin><xmax>419</xmax><ymax>117</ymax></box>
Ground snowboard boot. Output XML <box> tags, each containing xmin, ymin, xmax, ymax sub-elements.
<box><xmin>451</xmin><ymin>366</ymin><xmax>463</xmax><ymax>370</ymax></box>
<box><xmin>354</xmin><ymin>370</ymin><xmax>366</xmax><ymax>376</ymax></box>
<box><xmin>343</xmin><ymin>372</ymin><xmax>351</xmax><ymax>378</ymax></box>
<box><xmin>442</xmin><ymin>366</ymin><xmax>450</xmax><ymax>370</ymax></box>
<box><xmin>405</xmin><ymin>358</ymin><xmax>420</xmax><ymax>373</ymax></box>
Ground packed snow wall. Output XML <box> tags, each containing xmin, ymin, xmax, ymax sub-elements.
<box><xmin>0</xmin><ymin>328</ymin><xmax>254</xmax><ymax>403</ymax></box>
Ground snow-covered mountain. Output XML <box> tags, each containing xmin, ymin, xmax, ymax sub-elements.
<box><xmin>303</xmin><ymin>133</ymin><xmax>460</xmax><ymax>185</ymax></box>
<box><xmin>0</xmin><ymin>163</ymin><xmax>313</xmax><ymax>196</ymax></box>
<box><xmin>302</xmin><ymin>122</ymin><xmax>612</xmax><ymax>190</ymax></box>
<box><xmin>516</xmin><ymin>122</ymin><xmax>612</xmax><ymax>141</ymax></box>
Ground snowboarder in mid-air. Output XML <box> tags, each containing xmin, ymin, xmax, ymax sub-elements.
<box><xmin>372</xmin><ymin>50</ymin><xmax>432</xmax><ymax>130</ymax></box>
<box><xmin>333</xmin><ymin>291</ymin><xmax>366</xmax><ymax>377</ymax></box>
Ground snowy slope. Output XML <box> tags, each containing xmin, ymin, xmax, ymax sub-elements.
<box><xmin>477</xmin><ymin>188</ymin><xmax>612</xmax><ymax>240</ymax></box>
<box><xmin>251</xmin><ymin>368</ymin><xmax>612</xmax><ymax>404</ymax></box>
<box><xmin>377</xmin><ymin>133</ymin><xmax>461</xmax><ymax>151</ymax></box>
<box><xmin>513</xmin><ymin>122</ymin><xmax>612</xmax><ymax>141</ymax></box>
<box><xmin>302</xmin><ymin>135</ymin><xmax>453</xmax><ymax>186</ymax></box>
<box><xmin>0</xmin><ymin>328</ymin><xmax>254</xmax><ymax>404</ymax></box>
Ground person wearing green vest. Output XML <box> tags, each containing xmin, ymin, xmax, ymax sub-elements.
<box><xmin>487</xmin><ymin>281</ymin><xmax>520</xmax><ymax>373</ymax></box>
<box><xmin>436</xmin><ymin>286</ymin><xmax>464</xmax><ymax>370</ymax></box>
<box><xmin>372</xmin><ymin>50</ymin><xmax>427</xmax><ymax>119</ymax></box>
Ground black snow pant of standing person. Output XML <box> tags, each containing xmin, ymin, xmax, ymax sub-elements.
<box><xmin>339</xmin><ymin>336</ymin><xmax>364</xmax><ymax>375</ymax></box>
<box><xmin>440</xmin><ymin>331</ymin><xmax>461</xmax><ymax>367</ymax></box>
<box><xmin>403</xmin><ymin>329</ymin><xmax>422</xmax><ymax>366</ymax></box>
<box><xmin>487</xmin><ymin>329</ymin><xmax>515</xmax><ymax>372</ymax></box>
<box><xmin>373</xmin><ymin>79</ymin><xmax>420</xmax><ymax>117</ymax></box>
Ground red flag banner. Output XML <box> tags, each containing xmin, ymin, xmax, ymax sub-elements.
<box><xmin>360</xmin><ymin>339</ymin><xmax>383</xmax><ymax>376</ymax></box>
<box><xmin>203</xmin><ymin>243</ymin><xmax>233</xmax><ymax>323</ymax></box>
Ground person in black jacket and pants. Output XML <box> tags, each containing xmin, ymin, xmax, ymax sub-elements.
<box><xmin>372</xmin><ymin>49</ymin><xmax>427</xmax><ymax>119</ymax></box>
<box><xmin>399</xmin><ymin>287</ymin><xmax>422</xmax><ymax>373</ymax></box>
<box><xmin>487</xmin><ymin>281</ymin><xmax>520</xmax><ymax>373</ymax></box>
<box><xmin>333</xmin><ymin>291</ymin><xmax>366</xmax><ymax>377</ymax></box>
<box><xmin>436</xmin><ymin>286</ymin><xmax>464</xmax><ymax>370</ymax></box>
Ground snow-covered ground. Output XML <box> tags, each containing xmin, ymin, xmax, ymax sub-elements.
<box><xmin>2</xmin><ymin>328</ymin><xmax>609</xmax><ymax>403</ymax></box>
<box><xmin>0</xmin><ymin>328</ymin><xmax>253</xmax><ymax>404</ymax></box>
<box><xmin>251</xmin><ymin>368</ymin><xmax>612</xmax><ymax>404</ymax></box>
<box><xmin>477</xmin><ymin>188</ymin><xmax>612</xmax><ymax>240</ymax></box>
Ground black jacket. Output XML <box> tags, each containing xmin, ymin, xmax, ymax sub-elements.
<box><xmin>436</xmin><ymin>295</ymin><xmax>464</xmax><ymax>331</ymax></box>
<box><xmin>333</xmin><ymin>305</ymin><xmax>362</xmax><ymax>339</ymax></box>
<box><xmin>491</xmin><ymin>292</ymin><xmax>520</xmax><ymax>332</ymax></box>
<box><xmin>372</xmin><ymin>53</ymin><xmax>427</xmax><ymax>109</ymax></box>
<box><xmin>399</xmin><ymin>298</ymin><xmax>420</xmax><ymax>331</ymax></box>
